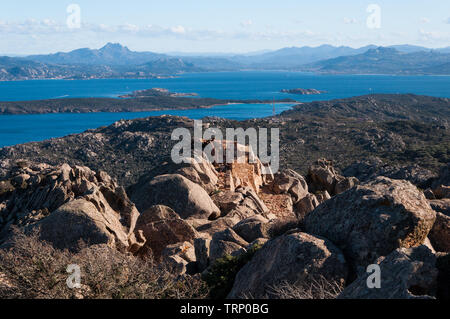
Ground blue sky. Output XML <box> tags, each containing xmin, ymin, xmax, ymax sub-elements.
<box><xmin>1</xmin><ymin>0</ymin><xmax>449</xmax><ymax>54</ymax></box>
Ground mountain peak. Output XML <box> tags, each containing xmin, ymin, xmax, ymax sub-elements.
<box><xmin>367</xmin><ymin>47</ymin><xmax>399</xmax><ymax>55</ymax></box>
<box><xmin>99</xmin><ymin>43</ymin><xmax>130</xmax><ymax>53</ymax></box>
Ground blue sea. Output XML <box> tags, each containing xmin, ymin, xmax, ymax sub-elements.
<box><xmin>0</xmin><ymin>71</ymin><xmax>450</xmax><ymax>147</ymax></box>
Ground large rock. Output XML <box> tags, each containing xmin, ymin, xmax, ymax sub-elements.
<box><xmin>36</xmin><ymin>194</ymin><xmax>132</xmax><ymax>252</ymax></box>
<box><xmin>429</xmin><ymin>199</ymin><xmax>450</xmax><ymax>216</ymax></box>
<box><xmin>161</xmin><ymin>241</ymin><xmax>197</xmax><ymax>275</ymax></box>
<box><xmin>232</xmin><ymin>215</ymin><xmax>269</xmax><ymax>243</ymax></box>
<box><xmin>1</xmin><ymin>164</ymin><xmax>137</xmax><ymax>232</ymax></box>
<box><xmin>175</xmin><ymin>156</ymin><xmax>219</xmax><ymax>193</ymax></box>
<box><xmin>334</xmin><ymin>176</ymin><xmax>359</xmax><ymax>195</ymax></box>
<box><xmin>307</xmin><ymin>158</ymin><xmax>359</xmax><ymax>196</ymax></box>
<box><xmin>270</xmin><ymin>169</ymin><xmax>309</xmax><ymax>203</ymax></box>
<box><xmin>194</xmin><ymin>237</ymin><xmax>211</xmax><ymax>272</ymax></box>
<box><xmin>128</xmin><ymin>156</ymin><xmax>219</xmax><ymax>194</ymax></box>
<box><xmin>130</xmin><ymin>174</ymin><xmax>220</xmax><ymax>220</ymax></box>
<box><xmin>1</xmin><ymin>164</ymin><xmax>142</xmax><ymax>252</ymax></box>
<box><xmin>431</xmin><ymin>163</ymin><xmax>450</xmax><ymax>190</ymax></box>
<box><xmin>211</xmin><ymin>191</ymin><xmax>244</xmax><ymax>215</ymax></box>
<box><xmin>304</xmin><ymin>177</ymin><xmax>436</xmax><ymax>271</ymax></box>
<box><xmin>193</xmin><ymin>216</ymin><xmax>241</xmax><ymax>236</ymax></box>
<box><xmin>221</xmin><ymin>187</ymin><xmax>270</xmax><ymax>222</ymax></box>
<box><xmin>343</xmin><ymin>158</ymin><xmax>437</xmax><ymax>188</ymax></box>
<box><xmin>433</xmin><ymin>185</ymin><xmax>450</xmax><ymax>199</ymax></box>
<box><xmin>228</xmin><ymin>232</ymin><xmax>348</xmax><ymax>299</ymax></box>
<box><xmin>338</xmin><ymin>246</ymin><xmax>438</xmax><ymax>299</ymax></box>
<box><xmin>429</xmin><ymin>212</ymin><xmax>450</xmax><ymax>252</ymax></box>
<box><xmin>134</xmin><ymin>205</ymin><xmax>197</xmax><ymax>260</ymax></box>
<box><xmin>209</xmin><ymin>228</ymin><xmax>248</xmax><ymax>262</ymax></box>
<box><xmin>307</xmin><ymin>159</ymin><xmax>337</xmax><ymax>194</ymax></box>
<box><xmin>294</xmin><ymin>193</ymin><xmax>319</xmax><ymax>220</ymax></box>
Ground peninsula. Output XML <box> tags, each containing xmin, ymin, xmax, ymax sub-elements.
<box><xmin>0</xmin><ymin>93</ymin><xmax>296</xmax><ymax>115</ymax></box>
<box><xmin>281</xmin><ymin>88</ymin><xmax>326</xmax><ymax>95</ymax></box>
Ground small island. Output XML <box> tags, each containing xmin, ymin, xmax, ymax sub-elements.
<box><xmin>119</xmin><ymin>88</ymin><xmax>199</xmax><ymax>98</ymax></box>
<box><xmin>281</xmin><ymin>88</ymin><xmax>326</xmax><ymax>95</ymax></box>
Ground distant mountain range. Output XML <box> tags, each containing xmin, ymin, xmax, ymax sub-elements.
<box><xmin>302</xmin><ymin>47</ymin><xmax>450</xmax><ymax>75</ymax></box>
<box><xmin>1</xmin><ymin>43</ymin><xmax>450</xmax><ymax>80</ymax></box>
<box><xmin>27</xmin><ymin>43</ymin><xmax>165</xmax><ymax>66</ymax></box>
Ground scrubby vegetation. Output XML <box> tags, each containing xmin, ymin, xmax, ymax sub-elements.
<box><xmin>0</xmin><ymin>229</ymin><xmax>208</xmax><ymax>299</ymax></box>
<box><xmin>203</xmin><ymin>244</ymin><xmax>262</xmax><ymax>299</ymax></box>
<box><xmin>267</xmin><ymin>277</ymin><xmax>343</xmax><ymax>299</ymax></box>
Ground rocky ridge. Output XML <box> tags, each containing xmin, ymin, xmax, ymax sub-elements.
<box><xmin>1</xmin><ymin>149</ymin><xmax>448</xmax><ymax>299</ymax></box>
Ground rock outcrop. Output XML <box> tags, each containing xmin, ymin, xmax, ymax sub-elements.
<box><xmin>270</xmin><ymin>169</ymin><xmax>309</xmax><ymax>203</ymax></box>
<box><xmin>133</xmin><ymin>205</ymin><xmax>197</xmax><ymax>260</ymax></box>
<box><xmin>209</xmin><ymin>228</ymin><xmax>248</xmax><ymax>262</ymax></box>
<box><xmin>433</xmin><ymin>185</ymin><xmax>450</xmax><ymax>199</ymax></box>
<box><xmin>130</xmin><ymin>174</ymin><xmax>220</xmax><ymax>220</ymax></box>
<box><xmin>0</xmin><ymin>163</ymin><xmax>142</xmax><ymax>252</ymax></box>
<box><xmin>307</xmin><ymin>159</ymin><xmax>359</xmax><ymax>196</ymax></box>
<box><xmin>161</xmin><ymin>241</ymin><xmax>197</xmax><ymax>275</ymax></box>
<box><xmin>228</xmin><ymin>232</ymin><xmax>348</xmax><ymax>299</ymax></box>
<box><xmin>429</xmin><ymin>212</ymin><xmax>450</xmax><ymax>252</ymax></box>
<box><xmin>304</xmin><ymin>177</ymin><xmax>436</xmax><ymax>272</ymax></box>
<box><xmin>232</xmin><ymin>215</ymin><xmax>270</xmax><ymax>243</ymax></box>
<box><xmin>129</xmin><ymin>156</ymin><xmax>219</xmax><ymax>194</ymax></box>
<box><xmin>431</xmin><ymin>163</ymin><xmax>450</xmax><ymax>190</ymax></box>
<box><xmin>343</xmin><ymin>158</ymin><xmax>437</xmax><ymax>187</ymax></box>
<box><xmin>338</xmin><ymin>246</ymin><xmax>438</xmax><ymax>299</ymax></box>
<box><xmin>294</xmin><ymin>193</ymin><xmax>319</xmax><ymax>220</ymax></box>
<box><xmin>429</xmin><ymin>199</ymin><xmax>450</xmax><ymax>216</ymax></box>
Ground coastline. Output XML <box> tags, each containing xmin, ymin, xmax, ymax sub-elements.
<box><xmin>3</xmin><ymin>69</ymin><xmax>450</xmax><ymax>83</ymax></box>
<box><xmin>0</xmin><ymin>99</ymin><xmax>298</xmax><ymax>116</ymax></box>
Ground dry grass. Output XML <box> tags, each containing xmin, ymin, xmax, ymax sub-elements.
<box><xmin>0</xmin><ymin>228</ymin><xmax>208</xmax><ymax>299</ymax></box>
<box><xmin>265</xmin><ymin>276</ymin><xmax>344</xmax><ymax>299</ymax></box>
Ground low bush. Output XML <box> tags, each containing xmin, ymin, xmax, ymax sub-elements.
<box><xmin>0</xmin><ymin>229</ymin><xmax>208</xmax><ymax>299</ymax></box>
<box><xmin>203</xmin><ymin>244</ymin><xmax>262</xmax><ymax>299</ymax></box>
<box><xmin>267</xmin><ymin>276</ymin><xmax>343</xmax><ymax>299</ymax></box>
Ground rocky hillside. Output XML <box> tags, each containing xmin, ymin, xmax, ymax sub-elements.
<box><xmin>0</xmin><ymin>93</ymin><xmax>448</xmax><ymax>299</ymax></box>
<box><xmin>0</xmin><ymin>94</ymin><xmax>447</xmax><ymax>187</ymax></box>
<box><xmin>0</xmin><ymin>154</ymin><xmax>448</xmax><ymax>299</ymax></box>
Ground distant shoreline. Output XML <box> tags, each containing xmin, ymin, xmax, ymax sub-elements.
<box><xmin>2</xmin><ymin>70</ymin><xmax>450</xmax><ymax>83</ymax></box>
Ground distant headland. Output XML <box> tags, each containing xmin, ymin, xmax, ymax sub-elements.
<box><xmin>281</xmin><ymin>88</ymin><xmax>326</xmax><ymax>95</ymax></box>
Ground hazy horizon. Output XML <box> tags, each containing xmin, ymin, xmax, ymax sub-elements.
<box><xmin>2</xmin><ymin>42</ymin><xmax>450</xmax><ymax>57</ymax></box>
<box><xmin>1</xmin><ymin>0</ymin><xmax>449</xmax><ymax>55</ymax></box>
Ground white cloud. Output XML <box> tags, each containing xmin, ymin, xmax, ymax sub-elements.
<box><xmin>240</xmin><ymin>20</ymin><xmax>253</xmax><ymax>28</ymax></box>
<box><xmin>121</xmin><ymin>23</ymin><xmax>140</xmax><ymax>32</ymax></box>
<box><xmin>0</xmin><ymin>19</ymin><xmax>321</xmax><ymax>43</ymax></box>
<box><xmin>170</xmin><ymin>25</ymin><xmax>186</xmax><ymax>34</ymax></box>
<box><xmin>343</xmin><ymin>17</ymin><xmax>358</xmax><ymax>24</ymax></box>
<box><xmin>418</xmin><ymin>29</ymin><xmax>450</xmax><ymax>43</ymax></box>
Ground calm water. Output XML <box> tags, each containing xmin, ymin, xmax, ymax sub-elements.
<box><xmin>0</xmin><ymin>103</ymin><xmax>294</xmax><ymax>147</ymax></box>
<box><xmin>0</xmin><ymin>71</ymin><xmax>449</xmax><ymax>147</ymax></box>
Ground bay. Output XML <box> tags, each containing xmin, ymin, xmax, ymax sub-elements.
<box><xmin>0</xmin><ymin>71</ymin><xmax>449</xmax><ymax>147</ymax></box>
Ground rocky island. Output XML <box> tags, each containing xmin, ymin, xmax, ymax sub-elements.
<box><xmin>119</xmin><ymin>88</ymin><xmax>199</xmax><ymax>98</ymax></box>
<box><xmin>281</xmin><ymin>88</ymin><xmax>326</xmax><ymax>95</ymax></box>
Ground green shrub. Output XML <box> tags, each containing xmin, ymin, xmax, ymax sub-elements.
<box><xmin>203</xmin><ymin>244</ymin><xmax>262</xmax><ymax>299</ymax></box>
